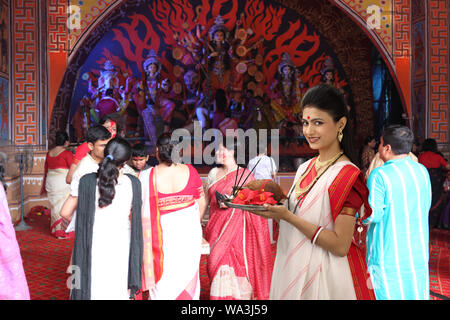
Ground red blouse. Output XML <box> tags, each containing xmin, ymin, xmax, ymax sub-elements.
<box><xmin>73</xmin><ymin>142</ymin><xmax>90</xmax><ymax>165</ymax></box>
<box><xmin>44</xmin><ymin>150</ymin><xmax>73</xmax><ymax>172</ymax></box>
<box><xmin>418</xmin><ymin>151</ymin><xmax>448</xmax><ymax>169</ymax></box>
<box><xmin>41</xmin><ymin>149</ymin><xmax>73</xmax><ymax>194</ymax></box>
<box><xmin>157</xmin><ymin>164</ymin><xmax>204</xmax><ymax>214</ymax></box>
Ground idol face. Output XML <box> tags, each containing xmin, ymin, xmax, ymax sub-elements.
<box><xmin>147</xmin><ymin>63</ymin><xmax>158</xmax><ymax>75</ymax></box>
<box><xmin>282</xmin><ymin>65</ymin><xmax>293</xmax><ymax>77</ymax></box>
<box><xmin>214</xmin><ymin>30</ymin><xmax>225</xmax><ymax>43</ymax></box>
<box><xmin>325</xmin><ymin>71</ymin><xmax>334</xmax><ymax>81</ymax></box>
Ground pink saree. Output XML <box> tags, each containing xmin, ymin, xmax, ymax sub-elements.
<box><xmin>0</xmin><ymin>185</ymin><xmax>30</xmax><ymax>300</ymax></box>
<box><xmin>204</xmin><ymin>167</ymin><xmax>273</xmax><ymax>300</ymax></box>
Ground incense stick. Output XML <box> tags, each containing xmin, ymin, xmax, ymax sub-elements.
<box><xmin>231</xmin><ymin>165</ymin><xmax>241</xmax><ymax>197</ymax></box>
<box><xmin>235</xmin><ymin>165</ymin><xmax>246</xmax><ymax>189</ymax></box>
<box><xmin>238</xmin><ymin>156</ymin><xmax>262</xmax><ymax>191</ymax></box>
<box><xmin>232</xmin><ymin>165</ymin><xmax>247</xmax><ymax>197</ymax></box>
<box><xmin>233</xmin><ymin>165</ymin><xmax>240</xmax><ymax>190</ymax></box>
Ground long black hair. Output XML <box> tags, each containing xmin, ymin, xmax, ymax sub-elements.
<box><xmin>97</xmin><ymin>137</ymin><xmax>131</xmax><ymax>208</ymax></box>
<box><xmin>301</xmin><ymin>84</ymin><xmax>356</xmax><ymax>164</ymax></box>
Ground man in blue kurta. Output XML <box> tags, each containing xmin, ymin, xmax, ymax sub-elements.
<box><xmin>364</xmin><ymin>125</ymin><xmax>432</xmax><ymax>300</ymax></box>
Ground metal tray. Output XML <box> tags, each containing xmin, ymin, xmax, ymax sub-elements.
<box><xmin>222</xmin><ymin>200</ymin><xmax>268</xmax><ymax>211</ymax></box>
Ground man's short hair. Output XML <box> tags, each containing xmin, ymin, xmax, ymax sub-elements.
<box><xmin>131</xmin><ymin>143</ymin><xmax>148</xmax><ymax>158</ymax></box>
<box><xmin>381</xmin><ymin>125</ymin><xmax>414</xmax><ymax>155</ymax></box>
<box><xmin>86</xmin><ymin>125</ymin><xmax>111</xmax><ymax>144</ymax></box>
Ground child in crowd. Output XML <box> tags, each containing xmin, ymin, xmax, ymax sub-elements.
<box><xmin>123</xmin><ymin>143</ymin><xmax>151</xmax><ymax>177</ymax></box>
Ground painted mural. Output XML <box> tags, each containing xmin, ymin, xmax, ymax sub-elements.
<box><xmin>69</xmin><ymin>0</ymin><xmax>351</xmax><ymax>145</ymax></box>
<box><xmin>0</xmin><ymin>0</ymin><xmax>7</xmax><ymax>76</ymax></box>
<box><xmin>0</xmin><ymin>0</ymin><xmax>7</xmax><ymax>142</ymax></box>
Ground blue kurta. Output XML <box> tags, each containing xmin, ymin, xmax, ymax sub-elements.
<box><xmin>364</xmin><ymin>157</ymin><xmax>431</xmax><ymax>300</ymax></box>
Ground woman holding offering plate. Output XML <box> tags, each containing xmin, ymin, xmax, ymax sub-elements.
<box><xmin>248</xmin><ymin>84</ymin><xmax>376</xmax><ymax>300</ymax></box>
<box><xmin>204</xmin><ymin>139</ymin><xmax>273</xmax><ymax>300</ymax></box>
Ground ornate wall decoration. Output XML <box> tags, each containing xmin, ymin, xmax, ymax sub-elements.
<box><xmin>47</xmin><ymin>0</ymin><xmax>68</xmax><ymax>126</ymax></box>
<box><xmin>48</xmin><ymin>0</ymin><xmax>68</xmax><ymax>53</ymax></box>
<box><xmin>0</xmin><ymin>0</ymin><xmax>9</xmax><ymax>142</ymax></box>
<box><xmin>68</xmin><ymin>0</ymin><xmax>123</xmax><ymax>57</ymax></box>
<box><xmin>280</xmin><ymin>0</ymin><xmax>373</xmax><ymax>145</ymax></box>
<box><xmin>392</xmin><ymin>0</ymin><xmax>411</xmax><ymax>115</ymax></box>
<box><xmin>0</xmin><ymin>0</ymin><xmax>8</xmax><ymax>77</ymax></box>
<box><xmin>428</xmin><ymin>0</ymin><xmax>449</xmax><ymax>144</ymax></box>
<box><xmin>334</xmin><ymin>0</ymin><xmax>393</xmax><ymax>58</ymax></box>
<box><xmin>12</xmin><ymin>0</ymin><xmax>39</xmax><ymax>145</ymax></box>
<box><xmin>411</xmin><ymin>0</ymin><xmax>426</xmax><ymax>141</ymax></box>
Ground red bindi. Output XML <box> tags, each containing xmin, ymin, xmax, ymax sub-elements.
<box><xmin>307</xmin><ymin>116</ymin><xmax>310</xmax><ymax>119</ymax></box>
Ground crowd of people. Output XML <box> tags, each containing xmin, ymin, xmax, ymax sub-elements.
<box><xmin>0</xmin><ymin>83</ymin><xmax>448</xmax><ymax>300</ymax></box>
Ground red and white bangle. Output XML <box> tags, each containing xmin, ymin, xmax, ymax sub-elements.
<box><xmin>311</xmin><ymin>226</ymin><xmax>324</xmax><ymax>245</ymax></box>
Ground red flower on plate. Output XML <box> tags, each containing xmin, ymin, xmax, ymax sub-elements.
<box><xmin>233</xmin><ymin>188</ymin><xmax>253</xmax><ymax>204</ymax></box>
<box><xmin>232</xmin><ymin>189</ymin><xmax>277</xmax><ymax>205</ymax></box>
<box><xmin>250</xmin><ymin>191</ymin><xmax>277</xmax><ymax>205</ymax></box>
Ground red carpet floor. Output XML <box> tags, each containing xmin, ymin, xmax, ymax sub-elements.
<box><xmin>14</xmin><ymin>209</ymin><xmax>450</xmax><ymax>300</ymax></box>
<box><xmin>429</xmin><ymin>228</ymin><xmax>450</xmax><ymax>300</ymax></box>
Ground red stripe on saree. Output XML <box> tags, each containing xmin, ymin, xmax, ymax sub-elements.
<box><xmin>149</xmin><ymin>168</ymin><xmax>164</xmax><ymax>283</ymax></box>
<box><xmin>298</xmin><ymin>159</ymin><xmax>316</xmax><ymax>192</ymax></box>
<box><xmin>328</xmin><ymin>164</ymin><xmax>375</xmax><ymax>300</ymax></box>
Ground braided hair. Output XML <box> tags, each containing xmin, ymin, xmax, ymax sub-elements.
<box><xmin>97</xmin><ymin>137</ymin><xmax>131</xmax><ymax>208</ymax></box>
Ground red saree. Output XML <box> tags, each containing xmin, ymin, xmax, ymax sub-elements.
<box><xmin>204</xmin><ymin>167</ymin><xmax>273</xmax><ymax>300</ymax></box>
<box><xmin>328</xmin><ymin>164</ymin><xmax>376</xmax><ymax>300</ymax></box>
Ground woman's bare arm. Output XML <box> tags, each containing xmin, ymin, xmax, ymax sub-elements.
<box><xmin>249</xmin><ymin>204</ymin><xmax>356</xmax><ymax>257</ymax></box>
<box><xmin>60</xmin><ymin>195</ymin><xmax>78</xmax><ymax>222</ymax></box>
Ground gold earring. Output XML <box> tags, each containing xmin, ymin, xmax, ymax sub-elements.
<box><xmin>338</xmin><ymin>130</ymin><xmax>343</xmax><ymax>143</ymax></box>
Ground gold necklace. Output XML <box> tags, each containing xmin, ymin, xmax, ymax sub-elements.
<box><xmin>294</xmin><ymin>151</ymin><xmax>344</xmax><ymax>199</ymax></box>
<box><xmin>315</xmin><ymin>151</ymin><xmax>344</xmax><ymax>172</ymax></box>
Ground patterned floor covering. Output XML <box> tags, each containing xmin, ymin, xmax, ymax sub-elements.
<box><xmin>429</xmin><ymin>228</ymin><xmax>450</xmax><ymax>300</ymax></box>
<box><xmin>13</xmin><ymin>210</ymin><xmax>449</xmax><ymax>300</ymax></box>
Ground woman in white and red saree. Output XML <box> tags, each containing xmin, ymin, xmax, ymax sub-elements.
<box><xmin>41</xmin><ymin>131</ymin><xmax>73</xmax><ymax>238</ymax></box>
<box><xmin>204</xmin><ymin>142</ymin><xmax>273</xmax><ymax>300</ymax></box>
<box><xmin>140</xmin><ymin>133</ymin><xmax>205</xmax><ymax>300</ymax></box>
<box><xmin>248</xmin><ymin>84</ymin><xmax>376</xmax><ymax>300</ymax></box>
